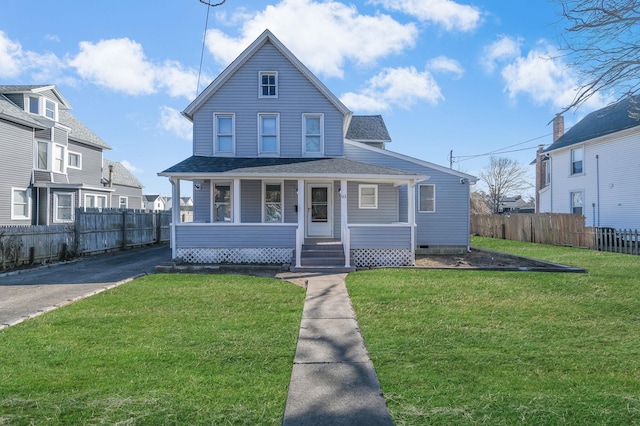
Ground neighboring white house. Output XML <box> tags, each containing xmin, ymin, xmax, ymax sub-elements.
<box><xmin>143</xmin><ymin>194</ymin><xmax>170</xmax><ymax>211</ymax></box>
<box><xmin>536</xmin><ymin>98</ymin><xmax>640</xmax><ymax>230</ymax></box>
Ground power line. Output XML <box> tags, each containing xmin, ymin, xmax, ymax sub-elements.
<box><xmin>456</xmin><ymin>133</ymin><xmax>552</xmax><ymax>163</ymax></box>
<box><xmin>196</xmin><ymin>0</ymin><xmax>227</xmax><ymax>97</ymax></box>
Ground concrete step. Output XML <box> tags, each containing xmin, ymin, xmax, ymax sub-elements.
<box><xmin>289</xmin><ymin>266</ymin><xmax>356</xmax><ymax>273</ymax></box>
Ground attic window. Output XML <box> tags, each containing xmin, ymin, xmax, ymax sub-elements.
<box><xmin>28</xmin><ymin>96</ymin><xmax>39</xmax><ymax>114</ymax></box>
<box><xmin>45</xmin><ymin>99</ymin><xmax>56</xmax><ymax>120</ymax></box>
<box><xmin>259</xmin><ymin>71</ymin><xmax>277</xmax><ymax>98</ymax></box>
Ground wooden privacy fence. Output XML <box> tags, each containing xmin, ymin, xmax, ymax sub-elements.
<box><xmin>0</xmin><ymin>209</ymin><xmax>171</xmax><ymax>270</ymax></box>
<box><xmin>471</xmin><ymin>213</ymin><xmax>595</xmax><ymax>249</ymax></box>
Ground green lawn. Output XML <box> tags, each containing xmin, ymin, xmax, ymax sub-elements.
<box><xmin>348</xmin><ymin>237</ymin><xmax>640</xmax><ymax>425</ymax></box>
<box><xmin>0</xmin><ymin>274</ymin><xmax>305</xmax><ymax>425</ymax></box>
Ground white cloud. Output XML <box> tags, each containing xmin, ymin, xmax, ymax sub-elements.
<box><xmin>68</xmin><ymin>38</ymin><xmax>200</xmax><ymax>99</ymax></box>
<box><xmin>206</xmin><ymin>0</ymin><xmax>418</xmax><ymax>78</ymax></box>
<box><xmin>481</xmin><ymin>35</ymin><xmax>522</xmax><ymax>72</ymax></box>
<box><xmin>427</xmin><ymin>56</ymin><xmax>464</xmax><ymax>79</ymax></box>
<box><xmin>120</xmin><ymin>160</ymin><xmax>143</xmax><ymax>174</ymax></box>
<box><xmin>500</xmin><ymin>43</ymin><xmax>608</xmax><ymax>112</ymax></box>
<box><xmin>370</xmin><ymin>0</ymin><xmax>482</xmax><ymax>32</ymax></box>
<box><xmin>341</xmin><ymin>66</ymin><xmax>443</xmax><ymax>113</ymax></box>
<box><xmin>160</xmin><ymin>106</ymin><xmax>192</xmax><ymax>141</ymax></box>
<box><xmin>0</xmin><ymin>31</ymin><xmax>22</xmax><ymax>77</ymax></box>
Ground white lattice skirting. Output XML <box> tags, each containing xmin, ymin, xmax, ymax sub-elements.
<box><xmin>352</xmin><ymin>249</ymin><xmax>413</xmax><ymax>267</ymax></box>
<box><xmin>176</xmin><ymin>248</ymin><xmax>293</xmax><ymax>264</ymax></box>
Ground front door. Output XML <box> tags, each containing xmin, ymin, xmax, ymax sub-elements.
<box><xmin>306</xmin><ymin>183</ymin><xmax>333</xmax><ymax>237</ymax></box>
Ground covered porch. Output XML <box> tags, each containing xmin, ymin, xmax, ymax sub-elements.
<box><xmin>159</xmin><ymin>156</ymin><xmax>427</xmax><ymax>269</ymax></box>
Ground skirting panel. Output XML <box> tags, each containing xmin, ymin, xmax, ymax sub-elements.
<box><xmin>176</xmin><ymin>248</ymin><xmax>294</xmax><ymax>264</ymax></box>
<box><xmin>351</xmin><ymin>249</ymin><xmax>413</xmax><ymax>267</ymax></box>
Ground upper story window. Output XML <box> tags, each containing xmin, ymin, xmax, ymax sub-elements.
<box><xmin>26</xmin><ymin>95</ymin><xmax>57</xmax><ymax>120</ymax></box>
<box><xmin>259</xmin><ymin>113</ymin><xmax>279</xmax><ymax>155</ymax></box>
<box><xmin>418</xmin><ymin>184</ymin><xmax>436</xmax><ymax>213</ymax></box>
<box><xmin>571</xmin><ymin>147</ymin><xmax>583</xmax><ymax>175</ymax></box>
<box><xmin>36</xmin><ymin>141</ymin><xmax>67</xmax><ymax>173</ymax></box>
<box><xmin>359</xmin><ymin>184</ymin><xmax>378</xmax><ymax>209</ymax></box>
<box><xmin>68</xmin><ymin>151</ymin><xmax>82</xmax><ymax>169</ymax></box>
<box><xmin>303</xmin><ymin>113</ymin><xmax>323</xmax><ymax>155</ymax></box>
<box><xmin>53</xmin><ymin>145</ymin><xmax>65</xmax><ymax>173</ymax></box>
<box><xmin>214</xmin><ymin>113</ymin><xmax>235</xmax><ymax>155</ymax></box>
<box><xmin>259</xmin><ymin>71</ymin><xmax>278</xmax><ymax>98</ymax></box>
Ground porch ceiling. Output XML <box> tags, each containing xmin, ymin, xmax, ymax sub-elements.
<box><xmin>159</xmin><ymin>156</ymin><xmax>428</xmax><ymax>181</ymax></box>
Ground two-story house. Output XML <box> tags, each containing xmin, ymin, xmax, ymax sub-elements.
<box><xmin>0</xmin><ymin>85</ymin><xmax>142</xmax><ymax>225</ymax></box>
<box><xmin>536</xmin><ymin>97</ymin><xmax>640</xmax><ymax>230</ymax></box>
<box><xmin>159</xmin><ymin>30</ymin><xmax>476</xmax><ymax>269</ymax></box>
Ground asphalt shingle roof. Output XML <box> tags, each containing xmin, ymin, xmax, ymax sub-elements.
<box><xmin>161</xmin><ymin>156</ymin><xmax>420</xmax><ymax>178</ymax></box>
<box><xmin>546</xmin><ymin>96</ymin><xmax>640</xmax><ymax>152</ymax></box>
<box><xmin>104</xmin><ymin>159</ymin><xmax>144</xmax><ymax>188</ymax></box>
<box><xmin>346</xmin><ymin>115</ymin><xmax>391</xmax><ymax>142</ymax></box>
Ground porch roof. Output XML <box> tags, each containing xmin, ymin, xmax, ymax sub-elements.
<box><xmin>159</xmin><ymin>156</ymin><xmax>427</xmax><ymax>181</ymax></box>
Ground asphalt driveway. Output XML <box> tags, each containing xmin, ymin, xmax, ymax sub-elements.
<box><xmin>0</xmin><ymin>244</ymin><xmax>171</xmax><ymax>329</ymax></box>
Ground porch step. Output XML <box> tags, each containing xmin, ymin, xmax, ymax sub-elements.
<box><xmin>300</xmin><ymin>238</ymin><xmax>352</xmax><ymax>268</ymax></box>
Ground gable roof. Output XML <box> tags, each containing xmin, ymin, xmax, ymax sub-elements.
<box><xmin>59</xmin><ymin>110</ymin><xmax>111</xmax><ymax>150</ymax></box>
<box><xmin>0</xmin><ymin>85</ymin><xmax>71</xmax><ymax>109</ymax></box>
<box><xmin>0</xmin><ymin>94</ymin><xmax>48</xmax><ymax>129</ymax></box>
<box><xmin>159</xmin><ymin>156</ymin><xmax>426</xmax><ymax>181</ymax></box>
<box><xmin>182</xmin><ymin>29</ymin><xmax>352</xmax><ymax>121</ymax></box>
<box><xmin>104</xmin><ymin>159</ymin><xmax>144</xmax><ymax>189</ymax></box>
<box><xmin>546</xmin><ymin>96</ymin><xmax>640</xmax><ymax>152</ymax></box>
<box><xmin>346</xmin><ymin>115</ymin><xmax>391</xmax><ymax>143</ymax></box>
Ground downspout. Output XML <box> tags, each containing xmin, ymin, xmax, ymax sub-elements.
<box><xmin>596</xmin><ymin>154</ymin><xmax>600</xmax><ymax>227</ymax></box>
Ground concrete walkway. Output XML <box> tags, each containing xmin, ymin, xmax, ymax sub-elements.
<box><xmin>279</xmin><ymin>272</ymin><xmax>394</xmax><ymax>426</ymax></box>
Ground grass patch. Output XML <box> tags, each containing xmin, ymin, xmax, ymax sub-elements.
<box><xmin>347</xmin><ymin>237</ymin><xmax>640</xmax><ymax>425</ymax></box>
<box><xmin>0</xmin><ymin>274</ymin><xmax>304</xmax><ymax>425</ymax></box>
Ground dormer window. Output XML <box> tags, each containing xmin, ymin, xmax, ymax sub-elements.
<box><xmin>45</xmin><ymin>99</ymin><xmax>56</xmax><ymax>120</ymax></box>
<box><xmin>259</xmin><ymin>71</ymin><xmax>278</xmax><ymax>98</ymax></box>
<box><xmin>29</xmin><ymin>96</ymin><xmax>40</xmax><ymax>114</ymax></box>
<box><xmin>26</xmin><ymin>95</ymin><xmax>57</xmax><ymax>120</ymax></box>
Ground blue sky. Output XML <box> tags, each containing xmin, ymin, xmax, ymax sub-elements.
<box><xmin>0</xmin><ymin>0</ymin><xmax>610</xmax><ymax>197</ymax></box>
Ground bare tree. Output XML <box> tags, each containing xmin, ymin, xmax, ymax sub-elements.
<box><xmin>558</xmin><ymin>0</ymin><xmax>640</xmax><ymax>116</ymax></box>
<box><xmin>470</xmin><ymin>190</ymin><xmax>491</xmax><ymax>215</ymax></box>
<box><xmin>479</xmin><ymin>156</ymin><xmax>532</xmax><ymax>214</ymax></box>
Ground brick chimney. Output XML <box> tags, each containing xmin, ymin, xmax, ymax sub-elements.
<box><xmin>553</xmin><ymin>114</ymin><xmax>564</xmax><ymax>142</ymax></box>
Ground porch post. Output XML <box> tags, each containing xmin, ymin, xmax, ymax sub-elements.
<box><xmin>296</xmin><ymin>179</ymin><xmax>304</xmax><ymax>268</ymax></box>
<box><xmin>340</xmin><ymin>179</ymin><xmax>350</xmax><ymax>267</ymax></box>
<box><xmin>169</xmin><ymin>177</ymin><xmax>181</xmax><ymax>259</ymax></box>
<box><xmin>408</xmin><ymin>179</ymin><xmax>416</xmax><ymax>264</ymax></box>
<box><xmin>233</xmin><ymin>178</ymin><xmax>241</xmax><ymax>223</ymax></box>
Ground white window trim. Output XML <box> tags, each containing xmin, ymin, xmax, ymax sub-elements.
<box><xmin>570</xmin><ymin>146</ymin><xmax>584</xmax><ymax>176</ymax></box>
<box><xmin>213</xmin><ymin>113</ymin><xmax>235</xmax><ymax>155</ymax></box>
<box><xmin>570</xmin><ymin>190</ymin><xmax>584</xmax><ymax>215</ymax></box>
<box><xmin>84</xmin><ymin>193</ymin><xmax>107</xmax><ymax>209</ymax></box>
<box><xmin>211</xmin><ymin>180</ymin><xmax>234</xmax><ymax>223</ymax></box>
<box><xmin>35</xmin><ymin>140</ymin><xmax>49</xmax><ymax>171</ymax></box>
<box><xmin>11</xmin><ymin>187</ymin><xmax>31</xmax><ymax>220</ymax></box>
<box><xmin>68</xmin><ymin>151</ymin><xmax>82</xmax><ymax>170</ymax></box>
<box><xmin>258</xmin><ymin>113</ymin><xmax>280</xmax><ymax>156</ymax></box>
<box><xmin>53</xmin><ymin>144</ymin><xmax>66</xmax><ymax>174</ymax></box>
<box><xmin>258</xmin><ymin>71</ymin><xmax>278</xmax><ymax>98</ymax></box>
<box><xmin>358</xmin><ymin>184</ymin><xmax>378</xmax><ymax>209</ymax></box>
<box><xmin>45</xmin><ymin>99</ymin><xmax>57</xmax><ymax>121</ymax></box>
<box><xmin>35</xmin><ymin>141</ymin><xmax>67</xmax><ymax>174</ymax></box>
<box><xmin>53</xmin><ymin>192</ymin><xmax>75</xmax><ymax>223</ymax></box>
<box><xmin>119</xmin><ymin>196</ymin><xmax>128</xmax><ymax>209</ymax></box>
<box><xmin>418</xmin><ymin>184</ymin><xmax>436</xmax><ymax>213</ymax></box>
<box><xmin>262</xmin><ymin>180</ymin><xmax>284</xmax><ymax>223</ymax></box>
<box><xmin>302</xmin><ymin>113</ymin><xmax>324</xmax><ymax>156</ymax></box>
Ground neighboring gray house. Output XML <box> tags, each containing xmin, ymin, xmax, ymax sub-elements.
<box><xmin>0</xmin><ymin>85</ymin><xmax>142</xmax><ymax>224</ymax></box>
<box><xmin>536</xmin><ymin>97</ymin><xmax>640</xmax><ymax>230</ymax></box>
<box><xmin>159</xmin><ymin>30</ymin><xmax>476</xmax><ymax>268</ymax></box>
<box><xmin>103</xmin><ymin>159</ymin><xmax>144</xmax><ymax>209</ymax></box>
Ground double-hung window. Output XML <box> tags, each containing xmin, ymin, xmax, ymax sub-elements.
<box><xmin>418</xmin><ymin>184</ymin><xmax>436</xmax><ymax>213</ymax></box>
<box><xmin>214</xmin><ymin>113</ymin><xmax>234</xmax><ymax>154</ymax></box>
<box><xmin>53</xmin><ymin>145</ymin><xmax>65</xmax><ymax>173</ymax></box>
<box><xmin>119</xmin><ymin>197</ymin><xmax>128</xmax><ymax>209</ymax></box>
<box><xmin>45</xmin><ymin>99</ymin><xmax>56</xmax><ymax>120</ymax></box>
<box><xmin>37</xmin><ymin>141</ymin><xmax>48</xmax><ymax>170</ymax></box>
<box><xmin>570</xmin><ymin>191</ymin><xmax>584</xmax><ymax>215</ymax></box>
<box><xmin>571</xmin><ymin>147</ymin><xmax>583</xmax><ymax>175</ymax></box>
<box><xmin>259</xmin><ymin>71</ymin><xmax>277</xmax><ymax>98</ymax></box>
<box><xmin>259</xmin><ymin>113</ymin><xmax>279</xmax><ymax>154</ymax></box>
<box><xmin>359</xmin><ymin>184</ymin><xmax>378</xmax><ymax>209</ymax></box>
<box><xmin>213</xmin><ymin>182</ymin><xmax>232</xmax><ymax>222</ymax></box>
<box><xmin>54</xmin><ymin>193</ymin><xmax>74</xmax><ymax>223</ymax></box>
<box><xmin>264</xmin><ymin>182</ymin><xmax>283</xmax><ymax>223</ymax></box>
<box><xmin>85</xmin><ymin>194</ymin><xmax>107</xmax><ymax>209</ymax></box>
<box><xmin>303</xmin><ymin>113</ymin><xmax>323</xmax><ymax>155</ymax></box>
<box><xmin>11</xmin><ymin>188</ymin><xmax>31</xmax><ymax>220</ymax></box>
<box><xmin>68</xmin><ymin>151</ymin><xmax>82</xmax><ymax>169</ymax></box>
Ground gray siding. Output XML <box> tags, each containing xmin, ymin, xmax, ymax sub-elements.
<box><xmin>193</xmin><ymin>180</ymin><xmax>211</xmax><ymax>222</ymax></box>
<box><xmin>67</xmin><ymin>141</ymin><xmax>103</xmax><ymax>186</ymax></box>
<box><xmin>0</xmin><ymin>119</ymin><xmax>34</xmax><ymax>225</ymax></box>
<box><xmin>110</xmin><ymin>185</ymin><xmax>143</xmax><ymax>209</ymax></box>
<box><xmin>240</xmin><ymin>179</ymin><xmax>262</xmax><ymax>223</ymax></box>
<box><xmin>283</xmin><ymin>180</ymin><xmax>298</xmax><ymax>223</ymax></box>
<box><xmin>346</xmin><ymin>181</ymin><xmax>398</xmax><ymax>224</ymax></box>
<box><xmin>52</xmin><ymin>126</ymin><xmax>68</xmax><ymax>145</ymax></box>
<box><xmin>345</xmin><ymin>143</ymin><xmax>470</xmax><ymax>247</ymax></box>
<box><xmin>350</xmin><ymin>225</ymin><xmax>411</xmax><ymax>249</ymax></box>
<box><xmin>193</xmin><ymin>41</ymin><xmax>344</xmax><ymax>158</ymax></box>
<box><xmin>176</xmin><ymin>224</ymin><xmax>296</xmax><ymax>248</ymax></box>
